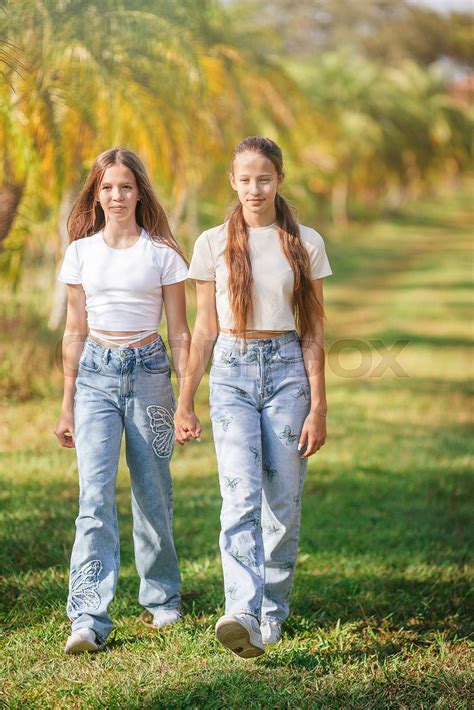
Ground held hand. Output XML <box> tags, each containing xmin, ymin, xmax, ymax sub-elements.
<box><xmin>174</xmin><ymin>405</ymin><xmax>202</xmax><ymax>446</ymax></box>
<box><xmin>298</xmin><ymin>411</ymin><xmax>327</xmax><ymax>458</ymax></box>
<box><xmin>54</xmin><ymin>411</ymin><xmax>75</xmax><ymax>448</ymax></box>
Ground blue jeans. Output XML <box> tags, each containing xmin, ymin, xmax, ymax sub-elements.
<box><xmin>67</xmin><ymin>336</ymin><xmax>181</xmax><ymax>641</ymax></box>
<box><xmin>209</xmin><ymin>331</ymin><xmax>310</xmax><ymax>623</ymax></box>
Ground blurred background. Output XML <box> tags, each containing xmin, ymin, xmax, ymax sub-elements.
<box><xmin>0</xmin><ymin>1</ymin><xmax>472</xmax><ymax>401</ymax></box>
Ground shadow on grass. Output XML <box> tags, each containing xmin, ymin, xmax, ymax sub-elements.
<box><xmin>1</xmin><ymin>439</ymin><xmax>471</xmax><ymax>639</ymax></box>
<box><xmin>84</xmin><ymin>663</ymin><xmax>469</xmax><ymax>708</ymax></box>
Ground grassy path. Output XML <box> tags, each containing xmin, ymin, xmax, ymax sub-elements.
<box><xmin>0</xmin><ymin>184</ymin><xmax>472</xmax><ymax>707</ymax></box>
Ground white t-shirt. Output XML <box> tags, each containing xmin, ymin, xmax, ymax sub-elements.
<box><xmin>187</xmin><ymin>222</ymin><xmax>332</xmax><ymax>330</ymax></box>
<box><xmin>58</xmin><ymin>229</ymin><xmax>188</xmax><ymax>331</ymax></box>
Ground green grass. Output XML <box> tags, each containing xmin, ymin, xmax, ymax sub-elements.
<box><xmin>1</xmin><ymin>181</ymin><xmax>473</xmax><ymax>708</ymax></box>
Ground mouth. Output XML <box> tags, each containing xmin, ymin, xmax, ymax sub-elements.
<box><xmin>248</xmin><ymin>199</ymin><xmax>264</xmax><ymax>204</ymax></box>
<box><xmin>110</xmin><ymin>206</ymin><xmax>125</xmax><ymax>211</ymax></box>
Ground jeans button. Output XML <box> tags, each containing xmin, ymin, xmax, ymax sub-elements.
<box><xmin>258</xmin><ymin>339</ymin><xmax>265</xmax><ymax>347</ymax></box>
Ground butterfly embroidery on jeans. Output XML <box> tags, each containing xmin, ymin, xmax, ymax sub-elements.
<box><xmin>278</xmin><ymin>425</ymin><xmax>298</xmax><ymax>446</ymax></box>
<box><xmin>67</xmin><ymin>559</ymin><xmax>102</xmax><ymax>615</ymax></box>
<box><xmin>263</xmin><ymin>460</ymin><xmax>278</xmax><ymax>481</ymax></box>
<box><xmin>146</xmin><ymin>405</ymin><xmax>175</xmax><ymax>458</ymax></box>
<box><xmin>249</xmin><ymin>445</ymin><xmax>261</xmax><ymax>463</ymax></box>
<box><xmin>216</xmin><ymin>411</ymin><xmax>233</xmax><ymax>432</ymax></box>
<box><xmin>265</xmin><ymin>524</ymin><xmax>281</xmax><ymax>535</ymax></box>
<box><xmin>223</xmin><ymin>476</ymin><xmax>241</xmax><ymax>491</ymax></box>
<box><xmin>226</xmin><ymin>583</ymin><xmax>238</xmax><ymax>600</ymax></box>
<box><xmin>230</xmin><ymin>546</ymin><xmax>251</xmax><ymax>566</ymax></box>
<box><xmin>220</xmin><ymin>352</ymin><xmax>238</xmax><ymax>366</ymax></box>
<box><xmin>293</xmin><ymin>384</ymin><xmax>310</xmax><ymax>400</ymax></box>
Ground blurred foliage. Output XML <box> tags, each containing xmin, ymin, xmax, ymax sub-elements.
<box><xmin>234</xmin><ymin>0</ymin><xmax>474</xmax><ymax>66</ymax></box>
<box><xmin>0</xmin><ymin>0</ymin><xmax>472</xmax><ymax>287</ymax></box>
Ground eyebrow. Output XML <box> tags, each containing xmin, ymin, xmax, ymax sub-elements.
<box><xmin>101</xmin><ymin>181</ymin><xmax>134</xmax><ymax>186</ymax></box>
<box><xmin>238</xmin><ymin>173</ymin><xmax>274</xmax><ymax>178</ymax></box>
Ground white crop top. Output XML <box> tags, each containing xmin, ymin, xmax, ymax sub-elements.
<box><xmin>187</xmin><ymin>222</ymin><xmax>333</xmax><ymax>330</ymax></box>
<box><xmin>57</xmin><ymin>229</ymin><xmax>188</xmax><ymax>331</ymax></box>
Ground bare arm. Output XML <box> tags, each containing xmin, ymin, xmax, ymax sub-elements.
<box><xmin>54</xmin><ymin>284</ymin><xmax>87</xmax><ymax>448</ymax></box>
<box><xmin>162</xmin><ymin>281</ymin><xmax>191</xmax><ymax>391</ymax></box>
<box><xmin>174</xmin><ymin>280</ymin><xmax>218</xmax><ymax>443</ymax></box>
<box><xmin>299</xmin><ymin>278</ymin><xmax>328</xmax><ymax>457</ymax></box>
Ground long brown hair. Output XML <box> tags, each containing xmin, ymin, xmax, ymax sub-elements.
<box><xmin>67</xmin><ymin>147</ymin><xmax>187</xmax><ymax>261</ymax></box>
<box><xmin>226</xmin><ymin>136</ymin><xmax>324</xmax><ymax>338</ymax></box>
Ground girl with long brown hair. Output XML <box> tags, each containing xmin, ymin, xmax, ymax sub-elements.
<box><xmin>174</xmin><ymin>136</ymin><xmax>333</xmax><ymax>658</ymax></box>
<box><xmin>54</xmin><ymin>147</ymin><xmax>190</xmax><ymax>653</ymax></box>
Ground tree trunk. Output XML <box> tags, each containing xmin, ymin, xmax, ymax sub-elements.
<box><xmin>48</xmin><ymin>186</ymin><xmax>77</xmax><ymax>331</ymax></box>
<box><xmin>0</xmin><ymin>181</ymin><xmax>24</xmax><ymax>247</ymax></box>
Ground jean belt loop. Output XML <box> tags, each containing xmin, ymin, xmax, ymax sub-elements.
<box><xmin>102</xmin><ymin>347</ymin><xmax>110</xmax><ymax>366</ymax></box>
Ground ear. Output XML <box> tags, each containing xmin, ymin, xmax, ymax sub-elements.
<box><xmin>277</xmin><ymin>173</ymin><xmax>284</xmax><ymax>188</ymax></box>
<box><xmin>229</xmin><ymin>172</ymin><xmax>237</xmax><ymax>192</ymax></box>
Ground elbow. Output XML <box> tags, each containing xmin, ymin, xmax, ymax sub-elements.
<box><xmin>194</xmin><ymin>322</ymin><xmax>218</xmax><ymax>341</ymax></box>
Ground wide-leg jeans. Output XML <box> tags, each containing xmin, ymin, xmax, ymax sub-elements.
<box><xmin>209</xmin><ymin>331</ymin><xmax>310</xmax><ymax>623</ymax></box>
<box><xmin>67</xmin><ymin>336</ymin><xmax>181</xmax><ymax>641</ymax></box>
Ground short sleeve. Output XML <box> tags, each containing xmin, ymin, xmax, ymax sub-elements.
<box><xmin>160</xmin><ymin>247</ymin><xmax>189</xmax><ymax>285</ymax></box>
<box><xmin>57</xmin><ymin>242</ymin><xmax>82</xmax><ymax>284</ymax></box>
<box><xmin>306</xmin><ymin>229</ymin><xmax>333</xmax><ymax>279</ymax></box>
<box><xmin>187</xmin><ymin>231</ymin><xmax>215</xmax><ymax>281</ymax></box>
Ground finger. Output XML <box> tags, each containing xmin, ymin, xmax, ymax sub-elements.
<box><xmin>301</xmin><ymin>437</ymin><xmax>317</xmax><ymax>458</ymax></box>
<box><xmin>175</xmin><ymin>424</ymin><xmax>189</xmax><ymax>440</ymax></box>
<box><xmin>297</xmin><ymin>429</ymin><xmax>308</xmax><ymax>453</ymax></box>
<box><xmin>174</xmin><ymin>430</ymin><xmax>188</xmax><ymax>445</ymax></box>
<box><xmin>190</xmin><ymin>423</ymin><xmax>201</xmax><ymax>438</ymax></box>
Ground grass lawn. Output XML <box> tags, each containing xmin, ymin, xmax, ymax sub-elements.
<box><xmin>0</xmin><ymin>182</ymin><xmax>472</xmax><ymax>708</ymax></box>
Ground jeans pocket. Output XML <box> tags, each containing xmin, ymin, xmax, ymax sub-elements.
<box><xmin>140</xmin><ymin>349</ymin><xmax>170</xmax><ymax>374</ymax></box>
<box><xmin>79</xmin><ymin>348</ymin><xmax>103</xmax><ymax>373</ymax></box>
<box><xmin>277</xmin><ymin>341</ymin><xmax>304</xmax><ymax>364</ymax></box>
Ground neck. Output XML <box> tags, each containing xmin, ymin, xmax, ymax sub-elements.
<box><xmin>103</xmin><ymin>219</ymin><xmax>140</xmax><ymax>244</ymax></box>
<box><xmin>241</xmin><ymin>206</ymin><xmax>276</xmax><ymax>229</ymax></box>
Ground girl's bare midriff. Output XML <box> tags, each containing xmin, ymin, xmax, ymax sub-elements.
<box><xmin>90</xmin><ymin>329</ymin><xmax>159</xmax><ymax>348</ymax></box>
<box><xmin>220</xmin><ymin>328</ymin><xmax>290</xmax><ymax>339</ymax></box>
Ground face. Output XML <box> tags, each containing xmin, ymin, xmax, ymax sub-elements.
<box><xmin>97</xmin><ymin>164</ymin><xmax>140</xmax><ymax>224</ymax></box>
<box><xmin>230</xmin><ymin>151</ymin><xmax>282</xmax><ymax>222</ymax></box>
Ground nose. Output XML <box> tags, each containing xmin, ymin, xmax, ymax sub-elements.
<box><xmin>112</xmin><ymin>188</ymin><xmax>123</xmax><ymax>201</ymax></box>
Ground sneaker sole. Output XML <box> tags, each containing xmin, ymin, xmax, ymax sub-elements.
<box><xmin>215</xmin><ymin>619</ymin><xmax>264</xmax><ymax>659</ymax></box>
<box><xmin>64</xmin><ymin>639</ymin><xmax>102</xmax><ymax>655</ymax></box>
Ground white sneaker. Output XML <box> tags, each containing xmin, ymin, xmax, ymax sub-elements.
<box><xmin>261</xmin><ymin>619</ymin><xmax>282</xmax><ymax>645</ymax></box>
<box><xmin>64</xmin><ymin>628</ymin><xmax>104</xmax><ymax>655</ymax></box>
<box><xmin>215</xmin><ymin>613</ymin><xmax>264</xmax><ymax>658</ymax></box>
<box><xmin>140</xmin><ymin>609</ymin><xmax>182</xmax><ymax>629</ymax></box>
